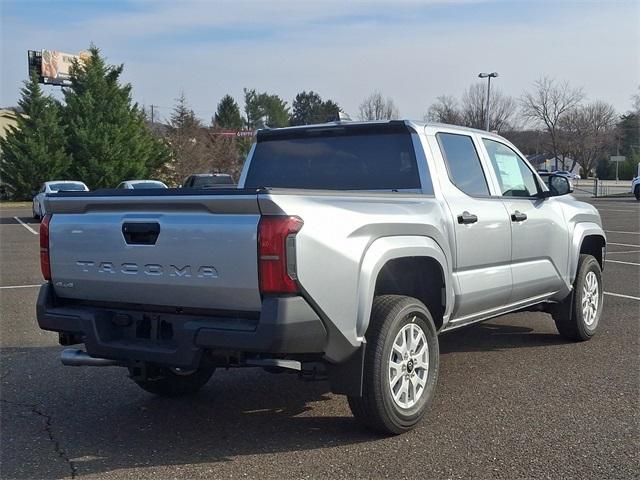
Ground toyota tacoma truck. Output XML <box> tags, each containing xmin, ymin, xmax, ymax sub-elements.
<box><xmin>37</xmin><ymin>121</ymin><xmax>606</xmax><ymax>434</ymax></box>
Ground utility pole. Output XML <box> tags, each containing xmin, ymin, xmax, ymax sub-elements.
<box><xmin>150</xmin><ymin>104</ymin><xmax>157</xmax><ymax>124</ymax></box>
<box><xmin>478</xmin><ymin>72</ymin><xmax>498</xmax><ymax>131</ymax></box>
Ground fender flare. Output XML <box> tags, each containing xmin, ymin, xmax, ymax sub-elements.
<box><xmin>570</xmin><ymin>222</ymin><xmax>606</xmax><ymax>282</ymax></box>
<box><xmin>355</xmin><ymin>235</ymin><xmax>452</xmax><ymax>339</ymax></box>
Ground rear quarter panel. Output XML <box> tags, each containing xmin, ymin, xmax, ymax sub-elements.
<box><xmin>259</xmin><ymin>192</ymin><xmax>453</xmax><ymax>362</ymax></box>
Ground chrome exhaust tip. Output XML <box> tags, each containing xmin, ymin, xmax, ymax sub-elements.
<box><xmin>60</xmin><ymin>349</ymin><xmax>120</xmax><ymax>367</ymax></box>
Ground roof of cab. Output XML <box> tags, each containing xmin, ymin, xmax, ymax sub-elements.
<box><xmin>256</xmin><ymin>119</ymin><xmax>503</xmax><ymax>139</ymax></box>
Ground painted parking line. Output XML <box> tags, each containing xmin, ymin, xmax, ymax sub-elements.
<box><xmin>604</xmin><ymin>291</ymin><xmax>640</xmax><ymax>301</ymax></box>
<box><xmin>596</xmin><ymin>209</ymin><xmax>640</xmax><ymax>213</ymax></box>
<box><xmin>607</xmin><ymin>250</ymin><xmax>640</xmax><ymax>255</ymax></box>
<box><xmin>0</xmin><ymin>284</ymin><xmax>41</xmax><ymax>290</ymax></box>
<box><xmin>606</xmin><ymin>259</ymin><xmax>640</xmax><ymax>267</ymax></box>
<box><xmin>13</xmin><ymin>216</ymin><xmax>38</xmax><ymax>235</ymax></box>
<box><xmin>608</xmin><ymin>242</ymin><xmax>640</xmax><ymax>248</ymax></box>
<box><xmin>604</xmin><ymin>230</ymin><xmax>640</xmax><ymax>235</ymax></box>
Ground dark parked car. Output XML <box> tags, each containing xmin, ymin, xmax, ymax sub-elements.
<box><xmin>182</xmin><ymin>174</ymin><xmax>235</xmax><ymax>188</ymax></box>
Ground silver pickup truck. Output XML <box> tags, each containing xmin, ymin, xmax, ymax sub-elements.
<box><xmin>37</xmin><ymin>121</ymin><xmax>606</xmax><ymax>434</ymax></box>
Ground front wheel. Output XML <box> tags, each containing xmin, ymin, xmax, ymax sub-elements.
<box><xmin>348</xmin><ymin>295</ymin><xmax>439</xmax><ymax>435</ymax></box>
<box><xmin>634</xmin><ymin>185</ymin><xmax>640</xmax><ymax>201</ymax></box>
<box><xmin>129</xmin><ymin>363</ymin><xmax>215</xmax><ymax>397</ymax></box>
<box><xmin>552</xmin><ymin>254</ymin><xmax>603</xmax><ymax>341</ymax></box>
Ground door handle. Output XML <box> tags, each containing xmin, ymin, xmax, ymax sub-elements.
<box><xmin>511</xmin><ymin>211</ymin><xmax>527</xmax><ymax>222</ymax></box>
<box><xmin>122</xmin><ymin>222</ymin><xmax>161</xmax><ymax>245</ymax></box>
<box><xmin>457</xmin><ymin>211</ymin><xmax>478</xmax><ymax>225</ymax></box>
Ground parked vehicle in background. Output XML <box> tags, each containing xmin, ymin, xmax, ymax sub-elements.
<box><xmin>182</xmin><ymin>173</ymin><xmax>235</xmax><ymax>188</ymax></box>
<box><xmin>36</xmin><ymin>121</ymin><xmax>606</xmax><ymax>435</ymax></box>
<box><xmin>32</xmin><ymin>181</ymin><xmax>88</xmax><ymax>219</ymax></box>
<box><xmin>632</xmin><ymin>176</ymin><xmax>640</xmax><ymax>200</ymax></box>
<box><xmin>116</xmin><ymin>180</ymin><xmax>168</xmax><ymax>189</ymax></box>
<box><xmin>553</xmin><ymin>170</ymin><xmax>581</xmax><ymax>180</ymax></box>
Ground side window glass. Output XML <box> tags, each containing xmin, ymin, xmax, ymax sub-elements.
<box><xmin>437</xmin><ymin>133</ymin><xmax>489</xmax><ymax>196</ymax></box>
<box><xmin>483</xmin><ymin>139</ymin><xmax>540</xmax><ymax>197</ymax></box>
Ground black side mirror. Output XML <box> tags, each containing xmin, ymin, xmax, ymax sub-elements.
<box><xmin>547</xmin><ymin>174</ymin><xmax>573</xmax><ymax>196</ymax></box>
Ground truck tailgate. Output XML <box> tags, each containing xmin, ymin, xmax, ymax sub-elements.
<box><xmin>46</xmin><ymin>193</ymin><xmax>262</xmax><ymax>311</ymax></box>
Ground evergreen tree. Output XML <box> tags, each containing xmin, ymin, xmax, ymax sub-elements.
<box><xmin>214</xmin><ymin>94</ymin><xmax>243</xmax><ymax>129</ymax></box>
<box><xmin>158</xmin><ymin>93</ymin><xmax>207</xmax><ymax>185</ymax></box>
<box><xmin>243</xmin><ymin>88</ymin><xmax>290</xmax><ymax>129</ymax></box>
<box><xmin>62</xmin><ymin>46</ymin><xmax>169</xmax><ymax>188</ymax></box>
<box><xmin>290</xmin><ymin>91</ymin><xmax>340</xmax><ymax>126</ymax></box>
<box><xmin>0</xmin><ymin>73</ymin><xmax>70</xmax><ymax>199</ymax></box>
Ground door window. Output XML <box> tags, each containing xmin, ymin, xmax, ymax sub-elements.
<box><xmin>483</xmin><ymin>139</ymin><xmax>540</xmax><ymax>197</ymax></box>
<box><xmin>437</xmin><ymin>133</ymin><xmax>489</xmax><ymax>196</ymax></box>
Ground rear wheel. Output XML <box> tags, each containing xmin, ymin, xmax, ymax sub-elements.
<box><xmin>552</xmin><ymin>254</ymin><xmax>603</xmax><ymax>341</ymax></box>
<box><xmin>129</xmin><ymin>363</ymin><xmax>215</xmax><ymax>397</ymax></box>
<box><xmin>348</xmin><ymin>295</ymin><xmax>439</xmax><ymax>435</ymax></box>
<box><xmin>634</xmin><ymin>185</ymin><xmax>640</xmax><ymax>201</ymax></box>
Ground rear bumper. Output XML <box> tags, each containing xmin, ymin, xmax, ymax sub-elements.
<box><xmin>36</xmin><ymin>284</ymin><xmax>327</xmax><ymax>368</ymax></box>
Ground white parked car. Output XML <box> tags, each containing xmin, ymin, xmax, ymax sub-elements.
<box><xmin>33</xmin><ymin>181</ymin><xmax>89</xmax><ymax>219</ymax></box>
<box><xmin>553</xmin><ymin>170</ymin><xmax>581</xmax><ymax>180</ymax></box>
<box><xmin>116</xmin><ymin>180</ymin><xmax>168</xmax><ymax>190</ymax></box>
<box><xmin>632</xmin><ymin>176</ymin><xmax>640</xmax><ymax>201</ymax></box>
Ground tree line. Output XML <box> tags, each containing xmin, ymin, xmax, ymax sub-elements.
<box><xmin>1</xmin><ymin>45</ymin><xmax>638</xmax><ymax>200</ymax></box>
<box><xmin>427</xmin><ymin>77</ymin><xmax>640</xmax><ymax>179</ymax></box>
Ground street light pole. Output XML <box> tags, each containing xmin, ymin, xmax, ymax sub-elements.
<box><xmin>478</xmin><ymin>72</ymin><xmax>498</xmax><ymax>131</ymax></box>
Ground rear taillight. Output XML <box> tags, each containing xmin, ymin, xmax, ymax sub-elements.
<box><xmin>258</xmin><ymin>216</ymin><xmax>303</xmax><ymax>294</ymax></box>
<box><xmin>40</xmin><ymin>214</ymin><xmax>51</xmax><ymax>281</ymax></box>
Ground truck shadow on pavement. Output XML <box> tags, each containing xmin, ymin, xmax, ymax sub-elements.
<box><xmin>1</xmin><ymin>317</ymin><xmax>568</xmax><ymax>479</ymax></box>
<box><xmin>1</xmin><ymin>347</ymin><xmax>370</xmax><ymax>479</ymax></box>
<box><xmin>439</xmin><ymin>318</ymin><xmax>566</xmax><ymax>354</ymax></box>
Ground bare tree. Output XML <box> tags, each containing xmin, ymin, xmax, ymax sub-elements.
<box><xmin>520</xmin><ymin>76</ymin><xmax>585</xmax><ymax>170</ymax></box>
<box><xmin>358</xmin><ymin>91</ymin><xmax>399</xmax><ymax>121</ymax></box>
<box><xmin>558</xmin><ymin>101</ymin><xmax>617</xmax><ymax>177</ymax></box>
<box><xmin>632</xmin><ymin>85</ymin><xmax>640</xmax><ymax>114</ymax></box>
<box><xmin>425</xmin><ymin>95</ymin><xmax>463</xmax><ymax>125</ymax></box>
<box><xmin>460</xmin><ymin>83</ymin><xmax>517</xmax><ymax>133</ymax></box>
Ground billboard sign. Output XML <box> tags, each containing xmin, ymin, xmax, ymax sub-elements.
<box><xmin>28</xmin><ymin>50</ymin><xmax>89</xmax><ymax>86</ymax></box>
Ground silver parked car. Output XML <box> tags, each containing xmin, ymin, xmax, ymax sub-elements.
<box><xmin>36</xmin><ymin>121</ymin><xmax>606</xmax><ymax>434</ymax></box>
<box><xmin>32</xmin><ymin>181</ymin><xmax>88</xmax><ymax>219</ymax></box>
<box><xmin>116</xmin><ymin>180</ymin><xmax>168</xmax><ymax>189</ymax></box>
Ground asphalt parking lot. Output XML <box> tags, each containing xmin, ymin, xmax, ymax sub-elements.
<box><xmin>1</xmin><ymin>198</ymin><xmax>638</xmax><ymax>480</ymax></box>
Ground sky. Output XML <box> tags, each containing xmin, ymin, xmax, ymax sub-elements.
<box><xmin>1</xmin><ymin>0</ymin><xmax>639</xmax><ymax>123</ymax></box>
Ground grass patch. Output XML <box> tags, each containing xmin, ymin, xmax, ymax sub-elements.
<box><xmin>0</xmin><ymin>201</ymin><xmax>32</xmax><ymax>208</ymax></box>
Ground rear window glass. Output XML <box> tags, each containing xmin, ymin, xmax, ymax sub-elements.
<box><xmin>437</xmin><ymin>133</ymin><xmax>489</xmax><ymax>196</ymax></box>
<box><xmin>131</xmin><ymin>182</ymin><xmax>166</xmax><ymax>189</ymax></box>
<box><xmin>244</xmin><ymin>128</ymin><xmax>423</xmax><ymax>191</ymax></box>
<box><xmin>49</xmin><ymin>183</ymin><xmax>85</xmax><ymax>192</ymax></box>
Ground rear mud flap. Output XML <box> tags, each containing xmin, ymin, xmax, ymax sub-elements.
<box><xmin>326</xmin><ymin>344</ymin><xmax>366</xmax><ymax>397</ymax></box>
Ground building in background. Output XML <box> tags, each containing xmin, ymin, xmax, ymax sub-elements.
<box><xmin>0</xmin><ymin>109</ymin><xmax>20</xmax><ymax>141</ymax></box>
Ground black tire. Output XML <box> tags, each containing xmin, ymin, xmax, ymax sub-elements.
<box><xmin>347</xmin><ymin>295</ymin><xmax>439</xmax><ymax>435</ymax></box>
<box><xmin>130</xmin><ymin>363</ymin><xmax>215</xmax><ymax>397</ymax></box>
<box><xmin>552</xmin><ymin>254</ymin><xmax>603</xmax><ymax>341</ymax></box>
<box><xmin>634</xmin><ymin>185</ymin><xmax>640</xmax><ymax>201</ymax></box>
